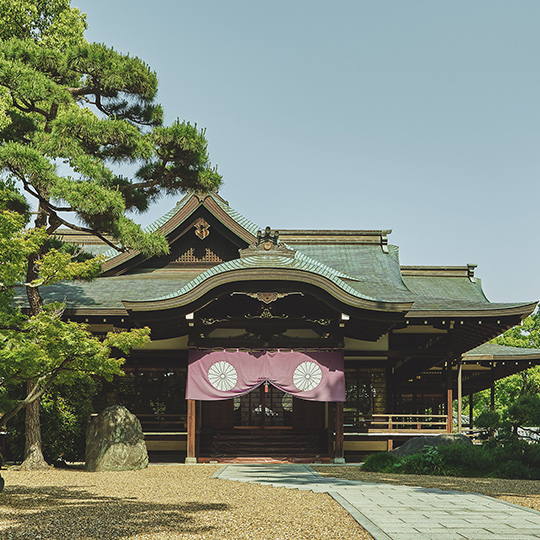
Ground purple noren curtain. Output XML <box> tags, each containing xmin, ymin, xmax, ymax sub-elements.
<box><xmin>186</xmin><ymin>349</ymin><xmax>345</xmax><ymax>401</ymax></box>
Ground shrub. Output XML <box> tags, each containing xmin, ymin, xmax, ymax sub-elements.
<box><xmin>436</xmin><ymin>443</ymin><xmax>494</xmax><ymax>477</ymax></box>
<box><xmin>507</xmin><ymin>394</ymin><xmax>540</xmax><ymax>431</ymax></box>
<box><xmin>361</xmin><ymin>439</ymin><xmax>540</xmax><ymax>480</ymax></box>
<box><xmin>494</xmin><ymin>460</ymin><xmax>537</xmax><ymax>480</ymax></box>
<box><xmin>392</xmin><ymin>446</ymin><xmax>449</xmax><ymax>476</ymax></box>
<box><xmin>474</xmin><ymin>410</ymin><xmax>501</xmax><ymax>440</ymax></box>
<box><xmin>361</xmin><ymin>451</ymin><xmax>399</xmax><ymax>472</ymax></box>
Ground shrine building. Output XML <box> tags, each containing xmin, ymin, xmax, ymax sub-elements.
<box><xmin>36</xmin><ymin>191</ymin><xmax>539</xmax><ymax>462</ymax></box>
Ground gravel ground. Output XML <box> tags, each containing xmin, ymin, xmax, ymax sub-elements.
<box><xmin>313</xmin><ymin>466</ymin><xmax>540</xmax><ymax>512</ymax></box>
<box><xmin>0</xmin><ymin>465</ymin><xmax>372</xmax><ymax>540</ymax></box>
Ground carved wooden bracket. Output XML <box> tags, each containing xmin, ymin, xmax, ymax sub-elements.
<box><xmin>232</xmin><ymin>291</ymin><xmax>303</xmax><ymax>304</ymax></box>
<box><xmin>245</xmin><ymin>306</ymin><xmax>289</xmax><ymax>320</ymax></box>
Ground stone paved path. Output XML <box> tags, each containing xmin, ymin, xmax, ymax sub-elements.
<box><xmin>213</xmin><ymin>464</ymin><xmax>540</xmax><ymax>540</ymax></box>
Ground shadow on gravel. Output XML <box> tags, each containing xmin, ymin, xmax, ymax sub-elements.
<box><xmin>314</xmin><ymin>467</ymin><xmax>540</xmax><ymax>498</ymax></box>
<box><xmin>0</xmin><ymin>484</ymin><xmax>229</xmax><ymax>538</ymax></box>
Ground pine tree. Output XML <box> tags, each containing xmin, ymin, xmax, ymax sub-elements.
<box><xmin>0</xmin><ymin>1</ymin><xmax>221</xmax><ymax>468</ymax></box>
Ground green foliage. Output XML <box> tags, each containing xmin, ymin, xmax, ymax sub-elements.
<box><xmin>0</xmin><ymin>0</ymin><xmax>221</xmax><ymax>467</ymax></box>
<box><xmin>0</xmin><ymin>207</ymin><xmax>101</xmax><ymax>292</ymax></box>
<box><xmin>0</xmin><ymin>0</ymin><xmax>87</xmax><ymax>46</ymax></box>
<box><xmin>471</xmin><ymin>313</ymin><xmax>540</xmax><ymax>421</ymax></box>
<box><xmin>0</xmin><ymin>211</ymin><xmax>46</xmax><ymax>290</ymax></box>
<box><xmin>474</xmin><ymin>410</ymin><xmax>502</xmax><ymax>440</ymax></box>
<box><xmin>391</xmin><ymin>446</ymin><xmax>449</xmax><ymax>476</ymax></box>
<box><xmin>493</xmin><ymin>313</ymin><xmax>540</xmax><ymax>350</ymax></box>
<box><xmin>506</xmin><ymin>394</ymin><xmax>540</xmax><ymax>431</ymax></box>
<box><xmin>436</xmin><ymin>443</ymin><xmax>495</xmax><ymax>477</ymax></box>
<box><xmin>361</xmin><ymin>441</ymin><xmax>540</xmax><ymax>480</ymax></box>
<box><xmin>0</xmin><ymin>3</ymin><xmax>221</xmax><ymax>253</ymax></box>
<box><xmin>0</xmin><ymin>305</ymin><xmax>151</xmax><ymax>427</ymax></box>
<box><xmin>7</xmin><ymin>379</ymin><xmax>97</xmax><ymax>462</ymax></box>
<box><xmin>361</xmin><ymin>451</ymin><xmax>399</xmax><ymax>472</ymax></box>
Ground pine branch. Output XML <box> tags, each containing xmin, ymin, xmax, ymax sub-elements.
<box><xmin>48</xmin><ymin>213</ymin><xmax>125</xmax><ymax>253</ymax></box>
<box><xmin>0</xmin><ymin>324</ymin><xmax>33</xmax><ymax>332</ymax></box>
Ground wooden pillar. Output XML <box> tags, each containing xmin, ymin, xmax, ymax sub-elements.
<box><xmin>386</xmin><ymin>365</ymin><xmax>394</xmax><ymax>413</ymax></box>
<box><xmin>469</xmin><ymin>393</ymin><xmax>474</xmax><ymax>429</ymax></box>
<box><xmin>328</xmin><ymin>402</ymin><xmax>335</xmax><ymax>460</ymax></box>
<box><xmin>446</xmin><ymin>361</ymin><xmax>453</xmax><ymax>433</ymax></box>
<box><xmin>196</xmin><ymin>400</ymin><xmax>202</xmax><ymax>458</ymax></box>
<box><xmin>186</xmin><ymin>399</ymin><xmax>197</xmax><ymax>464</ymax></box>
<box><xmin>490</xmin><ymin>381</ymin><xmax>496</xmax><ymax>411</ymax></box>
<box><xmin>334</xmin><ymin>402</ymin><xmax>345</xmax><ymax>463</ymax></box>
<box><xmin>457</xmin><ymin>358</ymin><xmax>462</xmax><ymax>434</ymax></box>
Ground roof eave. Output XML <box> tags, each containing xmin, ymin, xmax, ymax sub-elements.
<box><xmin>407</xmin><ymin>302</ymin><xmax>538</xmax><ymax>320</ymax></box>
<box><xmin>122</xmin><ymin>267</ymin><xmax>414</xmax><ymax>314</ymax></box>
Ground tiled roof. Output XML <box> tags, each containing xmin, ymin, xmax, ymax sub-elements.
<box><xmin>403</xmin><ymin>275</ymin><xmax>489</xmax><ymax>304</ymax></box>
<box><xmin>99</xmin><ymin>192</ymin><xmax>261</xmax><ymax>263</ymax></box>
<box><xmin>463</xmin><ymin>343</ymin><xmax>540</xmax><ymax>359</ymax></box>
<box><xmin>99</xmin><ymin>196</ymin><xmax>197</xmax><ymax>260</ymax></box>
<box><xmin>14</xmin><ymin>272</ymin><xmax>202</xmax><ymax>309</ymax></box>
<box><xmin>289</xmin><ymin>243</ymin><xmax>413</xmax><ymax>302</ymax></box>
<box><xmin>209</xmin><ymin>194</ymin><xmax>261</xmax><ymax>236</ymax></box>
<box><xmin>30</xmin><ymin>194</ymin><xmax>536</xmax><ymax>318</ymax></box>
<box><xmin>142</xmin><ymin>249</ymin><xmax>408</xmax><ymax>304</ymax></box>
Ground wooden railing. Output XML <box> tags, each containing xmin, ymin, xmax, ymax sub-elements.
<box><xmin>345</xmin><ymin>414</ymin><xmax>449</xmax><ymax>434</ymax></box>
<box><xmin>370</xmin><ymin>414</ymin><xmax>449</xmax><ymax>433</ymax></box>
<box><xmin>138</xmin><ymin>414</ymin><xmax>187</xmax><ymax>433</ymax></box>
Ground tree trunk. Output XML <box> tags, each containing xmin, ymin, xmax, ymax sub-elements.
<box><xmin>20</xmin><ymin>381</ymin><xmax>49</xmax><ymax>470</ymax></box>
<box><xmin>20</xmin><ymin>203</ymin><xmax>49</xmax><ymax>470</ymax></box>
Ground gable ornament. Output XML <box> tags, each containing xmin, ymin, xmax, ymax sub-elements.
<box><xmin>193</xmin><ymin>217</ymin><xmax>210</xmax><ymax>240</ymax></box>
<box><xmin>239</xmin><ymin>226</ymin><xmax>295</xmax><ymax>258</ymax></box>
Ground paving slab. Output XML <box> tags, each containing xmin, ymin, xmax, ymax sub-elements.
<box><xmin>213</xmin><ymin>464</ymin><xmax>540</xmax><ymax>540</ymax></box>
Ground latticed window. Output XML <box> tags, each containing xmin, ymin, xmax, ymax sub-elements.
<box><xmin>344</xmin><ymin>368</ymin><xmax>386</xmax><ymax>431</ymax></box>
<box><xmin>234</xmin><ymin>386</ymin><xmax>293</xmax><ymax>427</ymax></box>
<box><xmin>96</xmin><ymin>368</ymin><xmax>188</xmax><ymax>432</ymax></box>
<box><xmin>140</xmin><ymin>234</ymin><xmax>239</xmax><ymax>267</ymax></box>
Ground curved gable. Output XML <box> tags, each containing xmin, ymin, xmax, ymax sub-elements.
<box><xmin>102</xmin><ymin>192</ymin><xmax>259</xmax><ymax>276</ymax></box>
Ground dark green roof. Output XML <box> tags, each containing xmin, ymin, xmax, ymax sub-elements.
<box><xmin>287</xmin><ymin>243</ymin><xmax>412</xmax><ymax>303</ymax></box>
<box><xmin>463</xmin><ymin>343</ymin><xmax>540</xmax><ymax>360</ymax></box>
<box><xmin>14</xmin><ymin>272</ymin><xmax>201</xmax><ymax>310</ymax></box>
<box><xmin>403</xmin><ymin>275</ymin><xmax>489</xmax><ymax>304</ymax></box>
<box><xmin>21</xmin><ymin>195</ymin><xmax>536</xmax><ymax>319</ymax></box>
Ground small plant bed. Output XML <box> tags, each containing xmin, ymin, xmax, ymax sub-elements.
<box><xmin>359</xmin><ymin>440</ymin><xmax>540</xmax><ymax>480</ymax></box>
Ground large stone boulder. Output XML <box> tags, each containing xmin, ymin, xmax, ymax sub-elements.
<box><xmin>85</xmin><ymin>405</ymin><xmax>148</xmax><ymax>472</ymax></box>
<box><xmin>391</xmin><ymin>433</ymin><xmax>472</xmax><ymax>458</ymax></box>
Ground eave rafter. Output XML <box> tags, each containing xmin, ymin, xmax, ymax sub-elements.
<box><xmin>391</xmin><ymin>308</ymin><xmax>536</xmax><ymax>384</ymax></box>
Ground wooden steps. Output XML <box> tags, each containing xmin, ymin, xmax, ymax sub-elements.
<box><xmin>200</xmin><ymin>430</ymin><xmax>327</xmax><ymax>459</ymax></box>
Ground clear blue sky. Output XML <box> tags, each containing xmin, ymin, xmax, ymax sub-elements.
<box><xmin>74</xmin><ymin>1</ymin><xmax>539</xmax><ymax>304</ymax></box>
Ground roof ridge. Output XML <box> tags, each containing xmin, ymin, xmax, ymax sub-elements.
<box><xmin>208</xmin><ymin>192</ymin><xmax>261</xmax><ymax>236</ymax></box>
